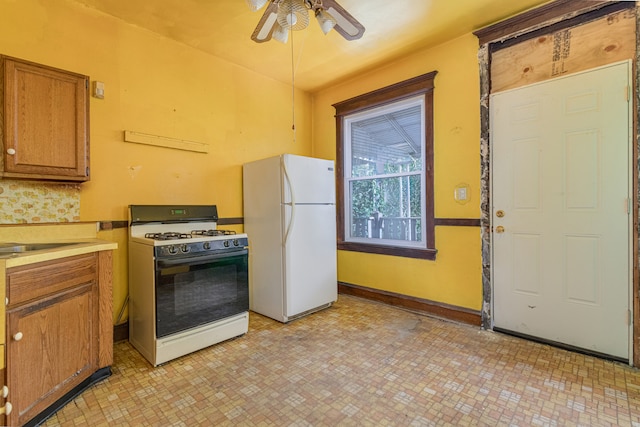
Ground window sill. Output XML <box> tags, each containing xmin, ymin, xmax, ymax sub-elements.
<box><xmin>337</xmin><ymin>241</ymin><xmax>437</xmax><ymax>260</ymax></box>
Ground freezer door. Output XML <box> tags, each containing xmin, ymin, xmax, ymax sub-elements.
<box><xmin>282</xmin><ymin>154</ymin><xmax>335</xmax><ymax>204</ymax></box>
<box><xmin>283</xmin><ymin>203</ymin><xmax>337</xmax><ymax>318</ymax></box>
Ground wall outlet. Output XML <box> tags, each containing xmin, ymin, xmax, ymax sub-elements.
<box><xmin>454</xmin><ymin>184</ymin><xmax>470</xmax><ymax>204</ymax></box>
<box><xmin>456</xmin><ymin>187</ymin><xmax>467</xmax><ymax>200</ymax></box>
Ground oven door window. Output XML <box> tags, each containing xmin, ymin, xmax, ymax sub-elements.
<box><xmin>155</xmin><ymin>252</ymin><xmax>249</xmax><ymax>338</ymax></box>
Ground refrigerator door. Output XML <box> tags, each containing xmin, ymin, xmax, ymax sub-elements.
<box><xmin>283</xmin><ymin>203</ymin><xmax>337</xmax><ymax>318</ymax></box>
<box><xmin>243</xmin><ymin>155</ymin><xmax>286</xmax><ymax>321</ymax></box>
<box><xmin>282</xmin><ymin>154</ymin><xmax>335</xmax><ymax>205</ymax></box>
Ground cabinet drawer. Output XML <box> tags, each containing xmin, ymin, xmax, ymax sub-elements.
<box><xmin>7</xmin><ymin>253</ymin><xmax>97</xmax><ymax>307</ymax></box>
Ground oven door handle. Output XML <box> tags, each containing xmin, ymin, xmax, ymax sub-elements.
<box><xmin>156</xmin><ymin>249</ymin><xmax>248</xmax><ymax>268</ymax></box>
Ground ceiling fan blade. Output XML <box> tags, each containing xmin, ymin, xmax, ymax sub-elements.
<box><xmin>321</xmin><ymin>0</ymin><xmax>365</xmax><ymax>40</ymax></box>
<box><xmin>251</xmin><ymin>2</ymin><xmax>279</xmax><ymax>43</ymax></box>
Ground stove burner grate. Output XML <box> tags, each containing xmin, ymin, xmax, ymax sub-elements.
<box><xmin>145</xmin><ymin>232</ymin><xmax>193</xmax><ymax>241</ymax></box>
<box><xmin>191</xmin><ymin>229</ymin><xmax>237</xmax><ymax>237</ymax></box>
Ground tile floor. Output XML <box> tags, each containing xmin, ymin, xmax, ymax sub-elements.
<box><xmin>42</xmin><ymin>295</ymin><xmax>640</xmax><ymax>426</ymax></box>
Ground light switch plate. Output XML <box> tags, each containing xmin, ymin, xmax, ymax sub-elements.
<box><xmin>93</xmin><ymin>81</ymin><xmax>105</xmax><ymax>99</ymax></box>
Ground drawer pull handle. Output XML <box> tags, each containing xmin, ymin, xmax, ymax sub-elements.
<box><xmin>1</xmin><ymin>386</ymin><xmax>7</xmax><ymax>398</ymax></box>
<box><xmin>12</xmin><ymin>332</ymin><xmax>23</xmax><ymax>341</ymax></box>
<box><xmin>0</xmin><ymin>402</ymin><xmax>12</xmax><ymax>415</ymax></box>
<box><xmin>6</xmin><ymin>148</ymin><xmax>15</xmax><ymax>156</ymax></box>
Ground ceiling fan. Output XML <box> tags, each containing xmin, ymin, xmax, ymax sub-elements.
<box><xmin>246</xmin><ymin>0</ymin><xmax>365</xmax><ymax>43</ymax></box>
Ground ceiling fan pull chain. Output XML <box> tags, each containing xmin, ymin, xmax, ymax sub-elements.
<box><xmin>291</xmin><ymin>20</ymin><xmax>296</xmax><ymax>143</ymax></box>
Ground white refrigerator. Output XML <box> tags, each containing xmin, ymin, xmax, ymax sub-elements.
<box><xmin>243</xmin><ymin>154</ymin><xmax>337</xmax><ymax>322</ymax></box>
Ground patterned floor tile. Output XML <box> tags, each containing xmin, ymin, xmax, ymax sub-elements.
<box><xmin>40</xmin><ymin>295</ymin><xmax>640</xmax><ymax>426</ymax></box>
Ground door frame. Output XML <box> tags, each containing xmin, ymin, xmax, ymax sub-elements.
<box><xmin>474</xmin><ymin>0</ymin><xmax>639</xmax><ymax>364</ymax></box>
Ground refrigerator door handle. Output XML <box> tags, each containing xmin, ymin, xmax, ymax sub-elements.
<box><xmin>282</xmin><ymin>156</ymin><xmax>296</xmax><ymax>245</ymax></box>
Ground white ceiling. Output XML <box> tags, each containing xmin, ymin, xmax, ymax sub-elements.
<box><xmin>69</xmin><ymin>0</ymin><xmax>551</xmax><ymax>92</ymax></box>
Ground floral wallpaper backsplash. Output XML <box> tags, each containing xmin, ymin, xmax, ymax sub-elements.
<box><xmin>0</xmin><ymin>180</ymin><xmax>81</xmax><ymax>223</ymax></box>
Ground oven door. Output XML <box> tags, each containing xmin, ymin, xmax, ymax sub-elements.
<box><xmin>155</xmin><ymin>250</ymin><xmax>249</xmax><ymax>338</ymax></box>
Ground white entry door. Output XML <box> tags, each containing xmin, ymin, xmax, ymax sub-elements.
<box><xmin>491</xmin><ymin>61</ymin><xmax>631</xmax><ymax>360</ymax></box>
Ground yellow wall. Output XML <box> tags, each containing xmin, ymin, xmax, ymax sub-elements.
<box><xmin>312</xmin><ymin>34</ymin><xmax>483</xmax><ymax>311</ymax></box>
<box><xmin>0</xmin><ymin>0</ymin><xmax>314</xmax><ymax>322</ymax></box>
<box><xmin>1</xmin><ymin>0</ymin><xmax>485</xmax><ymax>319</ymax></box>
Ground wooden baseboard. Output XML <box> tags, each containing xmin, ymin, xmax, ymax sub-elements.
<box><xmin>338</xmin><ymin>282</ymin><xmax>481</xmax><ymax>326</ymax></box>
<box><xmin>113</xmin><ymin>322</ymin><xmax>128</xmax><ymax>343</ymax></box>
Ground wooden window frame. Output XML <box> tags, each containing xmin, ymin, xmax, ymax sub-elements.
<box><xmin>333</xmin><ymin>71</ymin><xmax>437</xmax><ymax>260</ymax></box>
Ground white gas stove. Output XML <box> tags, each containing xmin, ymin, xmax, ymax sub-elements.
<box><xmin>128</xmin><ymin>205</ymin><xmax>249</xmax><ymax>366</ymax></box>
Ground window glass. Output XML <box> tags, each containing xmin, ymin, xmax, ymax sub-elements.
<box><xmin>345</xmin><ymin>99</ymin><xmax>424</xmax><ymax>248</ymax></box>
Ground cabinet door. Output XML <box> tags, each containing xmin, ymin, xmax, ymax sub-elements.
<box><xmin>6</xmin><ymin>285</ymin><xmax>97</xmax><ymax>426</ymax></box>
<box><xmin>3</xmin><ymin>57</ymin><xmax>89</xmax><ymax>181</ymax></box>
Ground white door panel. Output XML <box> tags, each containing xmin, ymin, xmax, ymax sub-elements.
<box><xmin>491</xmin><ymin>61</ymin><xmax>631</xmax><ymax>359</ymax></box>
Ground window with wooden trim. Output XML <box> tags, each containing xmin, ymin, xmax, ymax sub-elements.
<box><xmin>333</xmin><ymin>71</ymin><xmax>437</xmax><ymax>260</ymax></box>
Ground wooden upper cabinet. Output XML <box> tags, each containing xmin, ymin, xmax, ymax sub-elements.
<box><xmin>1</xmin><ymin>56</ymin><xmax>89</xmax><ymax>181</ymax></box>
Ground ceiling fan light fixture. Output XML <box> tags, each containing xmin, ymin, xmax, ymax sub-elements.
<box><xmin>285</xmin><ymin>13</ymin><xmax>298</xmax><ymax>27</ymax></box>
<box><xmin>272</xmin><ymin>22</ymin><xmax>290</xmax><ymax>43</ymax></box>
<box><xmin>277</xmin><ymin>0</ymin><xmax>310</xmax><ymax>31</ymax></box>
<box><xmin>250</xmin><ymin>0</ymin><xmax>365</xmax><ymax>43</ymax></box>
<box><xmin>315</xmin><ymin>9</ymin><xmax>337</xmax><ymax>35</ymax></box>
<box><xmin>246</xmin><ymin>0</ymin><xmax>269</xmax><ymax>12</ymax></box>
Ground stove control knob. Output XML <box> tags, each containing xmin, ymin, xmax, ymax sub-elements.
<box><xmin>180</xmin><ymin>244</ymin><xmax>190</xmax><ymax>253</ymax></box>
<box><xmin>168</xmin><ymin>245</ymin><xmax>178</xmax><ymax>255</ymax></box>
<box><xmin>233</xmin><ymin>239</ymin><xmax>239</xmax><ymax>246</ymax></box>
<box><xmin>223</xmin><ymin>240</ymin><xmax>230</xmax><ymax>247</ymax></box>
<box><xmin>203</xmin><ymin>242</ymin><xmax>211</xmax><ymax>250</ymax></box>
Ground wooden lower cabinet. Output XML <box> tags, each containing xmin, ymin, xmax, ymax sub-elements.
<box><xmin>6</xmin><ymin>253</ymin><xmax>100</xmax><ymax>427</ymax></box>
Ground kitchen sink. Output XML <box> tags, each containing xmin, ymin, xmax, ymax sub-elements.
<box><xmin>0</xmin><ymin>242</ymin><xmax>79</xmax><ymax>253</ymax></box>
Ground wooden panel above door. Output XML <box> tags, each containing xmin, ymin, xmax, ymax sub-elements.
<box><xmin>490</xmin><ymin>7</ymin><xmax>635</xmax><ymax>93</ymax></box>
